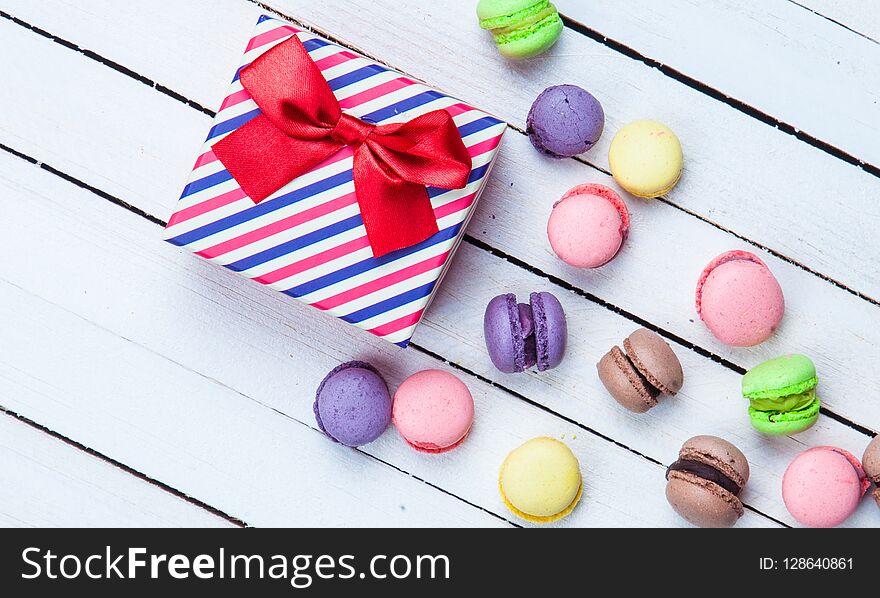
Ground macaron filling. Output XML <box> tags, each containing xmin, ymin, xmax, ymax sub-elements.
<box><xmin>503</xmin><ymin>294</ymin><xmax>538</xmax><ymax>372</ymax></box>
<box><xmin>502</xmin><ymin>294</ymin><xmax>528</xmax><ymax>372</ymax></box>
<box><xmin>517</xmin><ymin>302</ymin><xmax>538</xmax><ymax>369</ymax></box>
<box><xmin>529</xmin><ymin>292</ymin><xmax>550</xmax><ymax>371</ymax></box>
<box><xmin>612</xmin><ymin>345</ymin><xmax>661</xmax><ymax>402</ymax></box>
<box><xmin>748</xmin><ymin>388</ymin><xmax>816</xmax><ymax>412</ymax></box>
<box><xmin>748</xmin><ymin>397</ymin><xmax>820</xmax><ymax>424</ymax></box>
<box><xmin>744</xmin><ymin>377</ymin><xmax>818</xmax><ymax>400</ymax></box>
<box><xmin>479</xmin><ymin>0</ymin><xmax>554</xmax><ymax>31</ymax></box>
<box><xmin>666</xmin><ymin>459</ymin><xmax>742</xmax><ymax>496</ymax></box>
<box><xmin>492</xmin><ymin>6</ymin><xmax>559</xmax><ymax>44</ymax></box>
<box><xmin>623</xmin><ymin>335</ymin><xmax>679</xmax><ymax>396</ymax></box>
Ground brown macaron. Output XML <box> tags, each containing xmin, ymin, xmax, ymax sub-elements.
<box><xmin>597</xmin><ymin>328</ymin><xmax>684</xmax><ymax>413</ymax></box>
<box><xmin>665</xmin><ymin>435</ymin><xmax>750</xmax><ymax>528</ymax></box>
<box><xmin>863</xmin><ymin>436</ymin><xmax>880</xmax><ymax>508</ymax></box>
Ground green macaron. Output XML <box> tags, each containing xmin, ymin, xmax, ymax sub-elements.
<box><xmin>742</xmin><ymin>354</ymin><xmax>820</xmax><ymax>435</ymax></box>
<box><xmin>477</xmin><ymin>0</ymin><xmax>563</xmax><ymax>59</ymax></box>
<box><xmin>748</xmin><ymin>399</ymin><xmax>820</xmax><ymax>436</ymax></box>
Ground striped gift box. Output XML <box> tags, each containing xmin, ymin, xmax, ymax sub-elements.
<box><xmin>164</xmin><ymin>15</ymin><xmax>506</xmax><ymax>347</ymax></box>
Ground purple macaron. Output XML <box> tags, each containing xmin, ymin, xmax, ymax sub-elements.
<box><xmin>484</xmin><ymin>292</ymin><xmax>567</xmax><ymax>373</ymax></box>
<box><xmin>526</xmin><ymin>85</ymin><xmax>604</xmax><ymax>158</ymax></box>
<box><xmin>314</xmin><ymin>361</ymin><xmax>392</xmax><ymax>447</ymax></box>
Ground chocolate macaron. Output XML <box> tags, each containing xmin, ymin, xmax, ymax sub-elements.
<box><xmin>863</xmin><ymin>436</ymin><xmax>880</xmax><ymax>508</ymax></box>
<box><xmin>597</xmin><ymin>328</ymin><xmax>683</xmax><ymax>413</ymax></box>
<box><xmin>666</xmin><ymin>435</ymin><xmax>750</xmax><ymax>528</ymax></box>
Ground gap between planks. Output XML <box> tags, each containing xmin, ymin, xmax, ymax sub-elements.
<box><xmin>0</xmin><ymin>405</ymin><xmax>248</xmax><ymax>527</ymax></box>
<box><xmin>787</xmin><ymin>0</ymin><xmax>880</xmax><ymax>45</ymax></box>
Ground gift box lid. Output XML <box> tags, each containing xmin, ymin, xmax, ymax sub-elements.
<box><xmin>164</xmin><ymin>15</ymin><xmax>506</xmax><ymax>347</ymax></box>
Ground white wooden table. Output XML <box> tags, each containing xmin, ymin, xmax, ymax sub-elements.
<box><xmin>1</xmin><ymin>0</ymin><xmax>878</xmax><ymax>528</ymax></box>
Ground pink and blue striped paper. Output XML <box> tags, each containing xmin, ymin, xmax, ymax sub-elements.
<box><xmin>164</xmin><ymin>16</ymin><xmax>506</xmax><ymax>347</ymax></box>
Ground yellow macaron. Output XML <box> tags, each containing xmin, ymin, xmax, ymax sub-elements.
<box><xmin>499</xmin><ymin>437</ymin><xmax>583</xmax><ymax>523</ymax></box>
<box><xmin>608</xmin><ymin>120</ymin><xmax>683</xmax><ymax>198</ymax></box>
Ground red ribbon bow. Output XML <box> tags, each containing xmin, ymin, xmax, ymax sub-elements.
<box><xmin>212</xmin><ymin>36</ymin><xmax>473</xmax><ymax>257</ymax></box>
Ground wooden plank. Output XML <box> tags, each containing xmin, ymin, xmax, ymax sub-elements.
<box><xmin>792</xmin><ymin>0</ymin><xmax>880</xmax><ymax>43</ymax></box>
<box><xmin>557</xmin><ymin>0</ymin><xmax>880</xmax><ymax>168</ymax></box>
<box><xmin>0</xmin><ymin>151</ymin><xmax>779</xmax><ymax>528</ymax></box>
<box><xmin>0</xmin><ymin>414</ymin><xmax>234</xmax><ymax>527</ymax></box>
<box><xmin>4</xmin><ymin>0</ymin><xmax>880</xmax><ymax>307</ymax></box>
<box><xmin>1</xmin><ymin>16</ymin><xmax>877</xmax><ymax>437</ymax></box>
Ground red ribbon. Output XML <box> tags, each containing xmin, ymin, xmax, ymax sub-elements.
<box><xmin>212</xmin><ymin>36</ymin><xmax>473</xmax><ymax>257</ymax></box>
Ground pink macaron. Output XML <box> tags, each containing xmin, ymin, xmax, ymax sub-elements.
<box><xmin>547</xmin><ymin>184</ymin><xmax>629</xmax><ymax>268</ymax></box>
<box><xmin>782</xmin><ymin>446</ymin><xmax>870</xmax><ymax>528</ymax></box>
<box><xmin>695</xmin><ymin>250</ymin><xmax>784</xmax><ymax>347</ymax></box>
<box><xmin>392</xmin><ymin>370</ymin><xmax>474</xmax><ymax>453</ymax></box>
